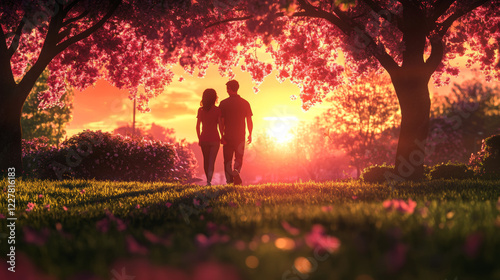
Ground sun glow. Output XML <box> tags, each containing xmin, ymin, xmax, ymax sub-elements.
<box><xmin>264</xmin><ymin>116</ymin><xmax>299</xmax><ymax>144</ymax></box>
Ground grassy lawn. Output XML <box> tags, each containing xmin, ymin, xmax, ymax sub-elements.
<box><xmin>1</xmin><ymin>179</ymin><xmax>500</xmax><ymax>280</ymax></box>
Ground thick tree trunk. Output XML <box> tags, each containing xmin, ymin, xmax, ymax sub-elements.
<box><xmin>390</xmin><ymin>74</ymin><xmax>431</xmax><ymax>181</ymax></box>
<box><xmin>0</xmin><ymin>87</ymin><xmax>28</xmax><ymax>176</ymax></box>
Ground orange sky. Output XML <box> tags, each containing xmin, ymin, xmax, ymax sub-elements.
<box><xmin>66</xmin><ymin>54</ymin><xmax>491</xmax><ymax>143</ymax></box>
<box><xmin>67</xmin><ymin>65</ymin><xmax>330</xmax><ymax>143</ymax></box>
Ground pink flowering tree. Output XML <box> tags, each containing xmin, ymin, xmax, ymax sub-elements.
<box><xmin>191</xmin><ymin>0</ymin><xmax>500</xmax><ymax>180</ymax></box>
<box><xmin>0</xmin><ymin>0</ymin><xmax>201</xmax><ymax>173</ymax></box>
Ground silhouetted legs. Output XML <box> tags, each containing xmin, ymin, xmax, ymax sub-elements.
<box><xmin>200</xmin><ymin>142</ymin><xmax>219</xmax><ymax>185</ymax></box>
<box><xmin>223</xmin><ymin>141</ymin><xmax>245</xmax><ymax>184</ymax></box>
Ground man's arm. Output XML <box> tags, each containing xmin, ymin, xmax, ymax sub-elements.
<box><xmin>246</xmin><ymin>116</ymin><xmax>253</xmax><ymax>144</ymax></box>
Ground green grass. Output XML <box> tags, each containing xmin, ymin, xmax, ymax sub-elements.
<box><xmin>1</xmin><ymin>179</ymin><xmax>500</xmax><ymax>280</ymax></box>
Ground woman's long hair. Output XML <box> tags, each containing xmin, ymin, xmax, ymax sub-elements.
<box><xmin>200</xmin><ymin>88</ymin><xmax>218</xmax><ymax>111</ymax></box>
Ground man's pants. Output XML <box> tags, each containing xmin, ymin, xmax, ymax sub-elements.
<box><xmin>200</xmin><ymin>142</ymin><xmax>220</xmax><ymax>184</ymax></box>
<box><xmin>223</xmin><ymin>141</ymin><xmax>245</xmax><ymax>183</ymax></box>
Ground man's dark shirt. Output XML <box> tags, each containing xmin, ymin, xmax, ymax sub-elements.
<box><xmin>219</xmin><ymin>95</ymin><xmax>252</xmax><ymax>144</ymax></box>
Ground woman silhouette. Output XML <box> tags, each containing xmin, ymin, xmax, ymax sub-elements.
<box><xmin>196</xmin><ymin>89</ymin><xmax>221</xmax><ymax>186</ymax></box>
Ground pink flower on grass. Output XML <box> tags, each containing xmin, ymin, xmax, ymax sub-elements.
<box><xmin>44</xmin><ymin>204</ymin><xmax>50</xmax><ymax>211</ymax></box>
<box><xmin>255</xmin><ymin>201</ymin><xmax>261</xmax><ymax>207</ymax></box>
<box><xmin>80</xmin><ymin>189</ymin><xmax>86</xmax><ymax>194</ymax></box>
<box><xmin>38</xmin><ymin>194</ymin><xmax>44</xmax><ymax>198</ymax></box>
<box><xmin>321</xmin><ymin>205</ymin><xmax>333</xmax><ymax>212</ymax></box>
<box><xmin>25</xmin><ymin>202</ymin><xmax>36</xmax><ymax>212</ymax></box>
<box><xmin>136</xmin><ymin>204</ymin><xmax>141</xmax><ymax>209</ymax></box>
<box><xmin>305</xmin><ymin>224</ymin><xmax>341</xmax><ymax>253</ymax></box>
<box><xmin>281</xmin><ymin>221</ymin><xmax>300</xmax><ymax>236</ymax></box>
<box><xmin>0</xmin><ymin>213</ymin><xmax>5</xmax><ymax>219</ymax></box>
<box><xmin>383</xmin><ymin>199</ymin><xmax>417</xmax><ymax>214</ymax></box>
<box><xmin>126</xmin><ymin>235</ymin><xmax>149</xmax><ymax>255</ymax></box>
<box><xmin>165</xmin><ymin>202</ymin><xmax>172</xmax><ymax>208</ymax></box>
<box><xmin>63</xmin><ymin>206</ymin><xmax>68</xmax><ymax>211</ymax></box>
<box><xmin>352</xmin><ymin>196</ymin><xmax>358</xmax><ymax>200</ymax></box>
<box><xmin>193</xmin><ymin>199</ymin><xmax>201</xmax><ymax>206</ymax></box>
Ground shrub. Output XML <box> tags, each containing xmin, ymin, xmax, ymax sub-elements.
<box><xmin>429</xmin><ymin>162</ymin><xmax>474</xmax><ymax>180</ymax></box>
<box><xmin>23</xmin><ymin>130</ymin><xmax>198</xmax><ymax>182</ymax></box>
<box><xmin>361</xmin><ymin>164</ymin><xmax>395</xmax><ymax>183</ymax></box>
<box><xmin>469</xmin><ymin>134</ymin><xmax>500</xmax><ymax>179</ymax></box>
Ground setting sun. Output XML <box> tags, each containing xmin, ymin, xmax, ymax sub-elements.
<box><xmin>264</xmin><ymin>116</ymin><xmax>299</xmax><ymax>144</ymax></box>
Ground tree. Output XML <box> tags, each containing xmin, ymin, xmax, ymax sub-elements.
<box><xmin>319</xmin><ymin>72</ymin><xmax>400</xmax><ymax>177</ymax></box>
<box><xmin>194</xmin><ymin>0</ymin><xmax>500</xmax><ymax>180</ymax></box>
<box><xmin>0</xmin><ymin>0</ymin><xmax>197</xmax><ymax>173</ymax></box>
<box><xmin>21</xmin><ymin>70</ymin><xmax>73</xmax><ymax>145</ymax></box>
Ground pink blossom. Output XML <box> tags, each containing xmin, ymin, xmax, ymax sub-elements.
<box><xmin>165</xmin><ymin>202</ymin><xmax>172</xmax><ymax>208</ymax></box>
<box><xmin>80</xmin><ymin>189</ymin><xmax>86</xmax><ymax>194</ymax></box>
<box><xmin>26</xmin><ymin>202</ymin><xmax>36</xmax><ymax>212</ymax></box>
<box><xmin>126</xmin><ymin>235</ymin><xmax>149</xmax><ymax>255</ymax></box>
<box><xmin>305</xmin><ymin>224</ymin><xmax>341</xmax><ymax>253</ymax></box>
<box><xmin>136</xmin><ymin>204</ymin><xmax>141</xmax><ymax>209</ymax></box>
<box><xmin>63</xmin><ymin>206</ymin><xmax>68</xmax><ymax>211</ymax></box>
<box><xmin>281</xmin><ymin>221</ymin><xmax>300</xmax><ymax>236</ymax></box>
<box><xmin>44</xmin><ymin>204</ymin><xmax>50</xmax><ymax>211</ymax></box>
<box><xmin>193</xmin><ymin>199</ymin><xmax>200</xmax><ymax>206</ymax></box>
<box><xmin>352</xmin><ymin>195</ymin><xmax>358</xmax><ymax>200</ymax></box>
<box><xmin>38</xmin><ymin>194</ymin><xmax>44</xmax><ymax>198</ymax></box>
<box><xmin>321</xmin><ymin>205</ymin><xmax>333</xmax><ymax>212</ymax></box>
<box><xmin>383</xmin><ymin>199</ymin><xmax>417</xmax><ymax>214</ymax></box>
<box><xmin>0</xmin><ymin>213</ymin><xmax>5</xmax><ymax>219</ymax></box>
<box><xmin>255</xmin><ymin>201</ymin><xmax>261</xmax><ymax>207</ymax></box>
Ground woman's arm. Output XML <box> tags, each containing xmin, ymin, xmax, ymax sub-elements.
<box><xmin>196</xmin><ymin>118</ymin><xmax>201</xmax><ymax>145</ymax></box>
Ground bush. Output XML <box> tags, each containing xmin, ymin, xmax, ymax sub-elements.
<box><xmin>361</xmin><ymin>164</ymin><xmax>395</xmax><ymax>183</ymax></box>
<box><xmin>429</xmin><ymin>162</ymin><xmax>474</xmax><ymax>180</ymax></box>
<box><xmin>23</xmin><ymin>130</ymin><xmax>197</xmax><ymax>182</ymax></box>
<box><xmin>469</xmin><ymin>134</ymin><xmax>500</xmax><ymax>179</ymax></box>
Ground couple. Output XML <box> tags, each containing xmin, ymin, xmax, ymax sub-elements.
<box><xmin>196</xmin><ymin>80</ymin><xmax>253</xmax><ymax>186</ymax></box>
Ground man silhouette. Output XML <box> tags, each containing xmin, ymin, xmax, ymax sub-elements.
<box><xmin>219</xmin><ymin>80</ymin><xmax>253</xmax><ymax>185</ymax></box>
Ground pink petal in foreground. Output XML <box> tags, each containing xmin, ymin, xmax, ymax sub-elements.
<box><xmin>281</xmin><ymin>221</ymin><xmax>300</xmax><ymax>236</ymax></box>
<box><xmin>126</xmin><ymin>235</ymin><xmax>148</xmax><ymax>255</ymax></box>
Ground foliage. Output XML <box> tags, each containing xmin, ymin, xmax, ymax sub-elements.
<box><xmin>114</xmin><ymin>122</ymin><xmax>176</xmax><ymax>143</ymax></box>
<box><xmin>1</xmin><ymin>179</ymin><xmax>500</xmax><ymax>279</ymax></box>
<box><xmin>361</xmin><ymin>164</ymin><xmax>395</xmax><ymax>183</ymax></box>
<box><xmin>21</xmin><ymin>70</ymin><xmax>73</xmax><ymax>145</ymax></box>
<box><xmin>429</xmin><ymin>162</ymin><xmax>474</xmax><ymax>180</ymax></box>
<box><xmin>22</xmin><ymin>130</ymin><xmax>197</xmax><ymax>182</ymax></box>
<box><xmin>469</xmin><ymin>134</ymin><xmax>500</xmax><ymax>179</ymax></box>
<box><xmin>319</xmin><ymin>73</ymin><xmax>400</xmax><ymax>177</ymax></box>
<box><xmin>427</xmin><ymin>80</ymin><xmax>500</xmax><ymax>164</ymax></box>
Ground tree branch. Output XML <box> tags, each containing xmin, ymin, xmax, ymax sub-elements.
<box><xmin>0</xmin><ymin>26</ymin><xmax>16</xmax><ymax>88</ymax></box>
<box><xmin>55</xmin><ymin>0</ymin><xmax>121</xmax><ymax>54</ymax></box>
<box><xmin>7</xmin><ymin>16</ymin><xmax>26</xmax><ymax>59</ymax></box>
<box><xmin>430</xmin><ymin>0</ymin><xmax>456</xmax><ymax>23</ymax></box>
<box><xmin>62</xmin><ymin>10</ymin><xmax>90</xmax><ymax>27</ymax></box>
<box><xmin>425</xmin><ymin>37</ymin><xmax>444</xmax><ymax>75</ymax></box>
<box><xmin>437</xmin><ymin>0</ymin><xmax>489</xmax><ymax>37</ymax></box>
